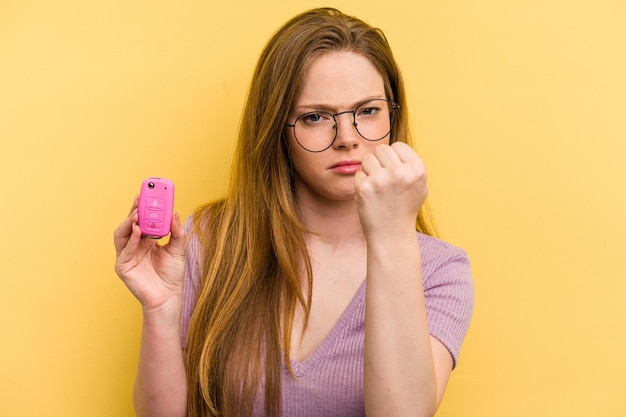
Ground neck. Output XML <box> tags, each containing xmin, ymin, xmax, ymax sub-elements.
<box><xmin>296</xmin><ymin>191</ymin><xmax>364</xmax><ymax>246</ymax></box>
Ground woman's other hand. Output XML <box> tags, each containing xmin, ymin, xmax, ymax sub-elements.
<box><xmin>114</xmin><ymin>197</ymin><xmax>186</xmax><ymax>313</ymax></box>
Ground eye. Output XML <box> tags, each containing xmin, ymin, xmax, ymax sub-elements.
<box><xmin>360</xmin><ymin>107</ymin><xmax>377</xmax><ymax>115</ymax></box>
<box><xmin>300</xmin><ymin>112</ymin><xmax>332</xmax><ymax>125</ymax></box>
<box><xmin>357</xmin><ymin>105</ymin><xmax>382</xmax><ymax>118</ymax></box>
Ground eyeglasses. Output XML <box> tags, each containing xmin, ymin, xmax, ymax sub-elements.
<box><xmin>285</xmin><ymin>99</ymin><xmax>399</xmax><ymax>153</ymax></box>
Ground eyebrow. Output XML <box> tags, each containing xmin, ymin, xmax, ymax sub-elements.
<box><xmin>293</xmin><ymin>95</ymin><xmax>386</xmax><ymax>112</ymax></box>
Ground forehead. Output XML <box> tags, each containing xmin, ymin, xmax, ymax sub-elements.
<box><xmin>294</xmin><ymin>51</ymin><xmax>386</xmax><ymax>109</ymax></box>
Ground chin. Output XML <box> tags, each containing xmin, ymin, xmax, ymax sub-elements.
<box><xmin>326</xmin><ymin>188</ymin><xmax>357</xmax><ymax>202</ymax></box>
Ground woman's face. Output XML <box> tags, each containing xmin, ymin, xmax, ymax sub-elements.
<box><xmin>285</xmin><ymin>51</ymin><xmax>389</xmax><ymax>205</ymax></box>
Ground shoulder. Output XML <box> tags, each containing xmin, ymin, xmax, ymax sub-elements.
<box><xmin>417</xmin><ymin>233</ymin><xmax>471</xmax><ymax>283</ymax></box>
<box><xmin>417</xmin><ymin>232</ymin><xmax>467</xmax><ymax>258</ymax></box>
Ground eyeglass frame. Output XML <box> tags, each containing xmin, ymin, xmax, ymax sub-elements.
<box><xmin>284</xmin><ymin>98</ymin><xmax>400</xmax><ymax>153</ymax></box>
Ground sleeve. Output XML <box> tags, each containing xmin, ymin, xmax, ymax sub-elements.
<box><xmin>418</xmin><ymin>234</ymin><xmax>474</xmax><ymax>368</ymax></box>
<box><xmin>180</xmin><ymin>216</ymin><xmax>201</xmax><ymax>348</ymax></box>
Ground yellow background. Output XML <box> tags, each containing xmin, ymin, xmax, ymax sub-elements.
<box><xmin>1</xmin><ymin>1</ymin><xmax>625</xmax><ymax>416</ymax></box>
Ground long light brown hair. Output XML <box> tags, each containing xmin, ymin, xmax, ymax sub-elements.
<box><xmin>184</xmin><ymin>7</ymin><xmax>436</xmax><ymax>417</ymax></box>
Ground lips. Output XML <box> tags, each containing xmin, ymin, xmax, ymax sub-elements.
<box><xmin>330</xmin><ymin>160</ymin><xmax>362</xmax><ymax>174</ymax></box>
<box><xmin>331</xmin><ymin>160</ymin><xmax>361</xmax><ymax>168</ymax></box>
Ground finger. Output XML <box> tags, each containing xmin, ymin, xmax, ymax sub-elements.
<box><xmin>120</xmin><ymin>222</ymin><xmax>154</xmax><ymax>262</ymax></box>
<box><xmin>125</xmin><ymin>222</ymin><xmax>143</xmax><ymax>253</ymax></box>
<box><xmin>360</xmin><ymin>152</ymin><xmax>382</xmax><ymax>176</ymax></box>
<box><xmin>354</xmin><ymin>169</ymin><xmax>367</xmax><ymax>191</ymax></box>
<box><xmin>114</xmin><ymin>195</ymin><xmax>139</xmax><ymax>253</ymax></box>
<box><xmin>392</xmin><ymin>143</ymin><xmax>428</xmax><ymax>182</ymax></box>
<box><xmin>390</xmin><ymin>141</ymin><xmax>419</xmax><ymax>164</ymax></box>
<box><xmin>167</xmin><ymin>213</ymin><xmax>186</xmax><ymax>254</ymax></box>
<box><xmin>114</xmin><ymin>209</ymin><xmax>139</xmax><ymax>255</ymax></box>
<box><xmin>373</xmin><ymin>144</ymin><xmax>401</xmax><ymax>168</ymax></box>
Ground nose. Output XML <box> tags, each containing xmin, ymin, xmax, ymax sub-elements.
<box><xmin>332</xmin><ymin>111</ymin><xmax>359</xmax><ymax>149</ymax></box>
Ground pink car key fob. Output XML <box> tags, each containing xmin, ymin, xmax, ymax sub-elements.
<box><xmin>137</xmin><ymin>177</ymin><xmax>175</xmax><ymax>239</ymax></box>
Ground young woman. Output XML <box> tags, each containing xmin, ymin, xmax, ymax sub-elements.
<box><xmin>114</xmin><ymin>7</ymin><xmax>473</xmax><ymax>417</ymax></box>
